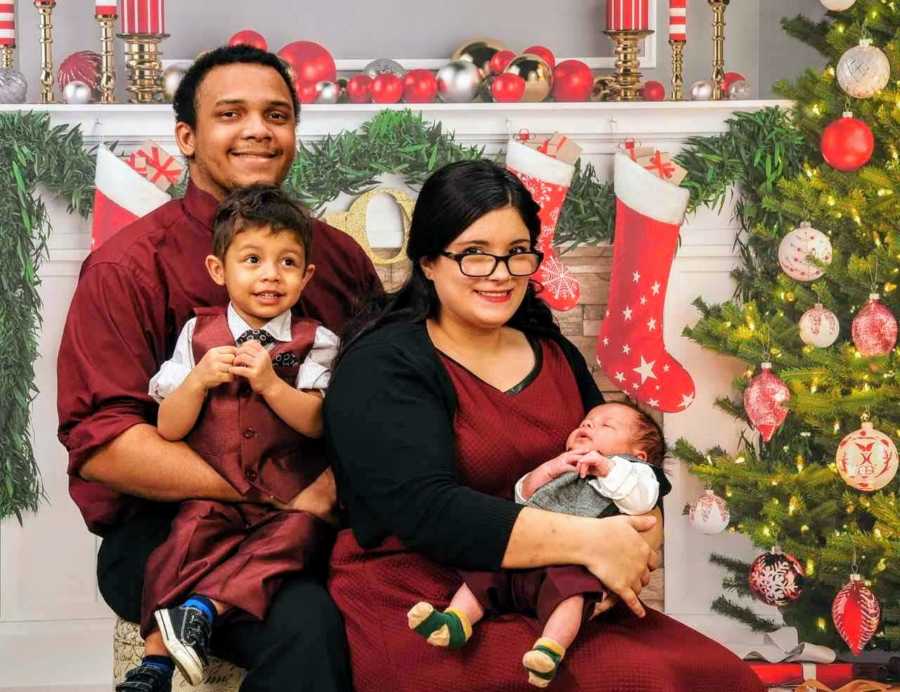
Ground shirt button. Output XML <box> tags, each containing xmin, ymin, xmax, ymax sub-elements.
<box><xmin>242</xmin><ymin>428</ymin><xmax>256</xmax><ymax>439</ymax></box>
<box><xmin>245</xmin><ymin>468</ymin><xmax>257</xmax><ymax>481</ymax></box>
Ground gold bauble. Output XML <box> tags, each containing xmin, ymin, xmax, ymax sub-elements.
<box><xmin>503</xmin><ymin>53</ymin><xmax>553</xmax><ymax>102</ymax></box>
<box><xmin>451</xmin><ymin>38</ymin><xmax>507</xmax><ymax>78</ymax></box>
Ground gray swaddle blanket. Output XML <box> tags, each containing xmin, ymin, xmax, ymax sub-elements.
<box><xmin>525</xmin><ymin>471</ymin><xmax>616</xmax><ymax>518</ymax></box>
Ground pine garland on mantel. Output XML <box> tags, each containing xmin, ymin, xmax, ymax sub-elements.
<box><xmin>0</xmin><ymin>106</ymin><xmax>803</xmax><ymax>521</ymax></box>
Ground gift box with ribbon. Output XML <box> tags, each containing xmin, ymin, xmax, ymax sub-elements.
<box><xmin>515</xmin><ymin>131</ymin><xmax>582</xmax><ymax>164</ymax></box>
<box><xmin>124</xmin><ymin>140</ymin><xmax>185</xmax><ymax>192</ymax></box>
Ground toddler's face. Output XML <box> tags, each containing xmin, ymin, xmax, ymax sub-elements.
<box><xmin>566</xmin><ymin>403</ymin><xmax>645</xmax><ymax>459</ymax></box>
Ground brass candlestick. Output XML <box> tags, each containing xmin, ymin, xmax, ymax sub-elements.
<box><xmin>96</xmin><ymin>13</ymin><xmax>117</xmax><ymax>103</ymax></box>
<box><xmin>709</xmin><ymin>0</ymin><xmax>729</xmax><ymax>100</ymax></box>
<box><xmin>0</xmin><ymin>45</ymin><xmax>13</xmax><ymax>70</ymax></box>
<box><xmin>119</xmin><ymin>33</ymin><xmax>168</xmax><ymax>103</ymax></box>
<box><xmin>669</xmin><ymin>40</ymin><xmax>685</xmax><ymax>101</ymax></box>
<box><xmin>604</xmin><ymin>29</ymin><xmax>653</xmax><ymax>101</ymax></box>
<box><xmin>35</xmin><ymin>0</ymin><xmax>55</xmax><ymax>103</ymax></box>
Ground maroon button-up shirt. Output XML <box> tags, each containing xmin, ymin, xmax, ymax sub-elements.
<box><xmin>57</xmin><ymin>181</ymin><xmax>381</xmax><ymax>534</ymax></box>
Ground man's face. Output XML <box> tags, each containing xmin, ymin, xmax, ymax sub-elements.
<box><xmin>175</xmin><ymin>63</ymin><xmax>296</xmax><ymax>201</ymax></box>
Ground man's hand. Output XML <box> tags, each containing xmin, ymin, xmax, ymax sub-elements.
<box><xmin>231</xmin><ymin>341</ymin><xmax>278</xmax><ymax>395</ymax></box>
<box><xmin>189</xmin><ymin>346</ymin><xmax>236</xmax><ymax>391</ymax></box>
<box><xmin>272</xmin><ymin>467</ymin><xmax>338</xmax><ymax>525</ymax></box>
<box><xmin>520</xmin><ymin>451</ymin><xmax>583</xmax><ymax>499</ymax></box>
<box><xmin>575</xmin><ymin>451</ymin><xmax>614</xmax><ymax>479</ymax></box>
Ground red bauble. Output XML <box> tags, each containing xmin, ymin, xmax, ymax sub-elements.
<box><xmin>402</xmin><ymin>69</ymin><xmax>438</xmax><ymax>103</ymax></box>
<box><xmin>821</xmin><ymin>113</ymin><xmax>874</xmax><ymax>172</ymax></box>
<box><xmin>490</xmin><ymin>49</ymin><xmax>517</xmax><ymax>75</ymax></box>
<box><xmin>721</xmin><ymin>71</ymin><xmax>745</xmax><ymax>93</ymax></box>
<box><xmin>346</xmin><ymin>74</ymin><xmax>373</xmax><ymax>104</ymax></box>
<box><xmin>371</xmin><ymin>73</ymin><xmax>403</xmax><ymax>104</ymax></box>
<box><xmin>491</xmin><ymin>73</ymin><xmax>526</xmax><ymax>103</ymax></box>
<box><xmin>278</xmin><ymin>41</ymin><xmax>336</xmax><ymax>86</ymax></box>
<box><xmin>641</xmin><ymin>80</ymin><xmax>666</xmax><ymax>101</ymax></box>
<box><xmin>748</xmin><ymin>549</ymin><xmax>805</xmax><ymax>607</ymax></box>
<box><xmin>551</xmin><ymin>60</ymin><xmax>593</xmax><ymax>101</ymax></box>
<box><xmin>295</xmin><ymin>81</ymin><xmax>319</xmax><ymax>104</ymax></box>
<box><xmin>58</xmin><ymin>50</ymin><xmax>101</xmax><ymax>92</ymax></box>
<box><xmin>523</xmin><ymin>45</ymin><xmax>556</xmax><ymax>70</ymax></box>
<box><xmin>833</xmin><ymin>575</ymin><xmax>881</xmax><ymax>655</ymax></box>
<box><xmin>228</xmin><ymin>30</ymin><xmax>267</xmax><ymax>51</ymax></box>
<box><xmin>743</xmin><ymin>362</ymin><xmax>790</xmax><ymax>442</ymax></box>
<box><xmin>852</xmin><ymin>294</ymin><xmax>898</xmax><ymax>357</ymax></box>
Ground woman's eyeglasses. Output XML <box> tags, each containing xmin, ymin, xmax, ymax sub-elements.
<box><xmin>439</xmin><ymin>250</ymin><xmax>544</xmax><ymax>278</ymax></box>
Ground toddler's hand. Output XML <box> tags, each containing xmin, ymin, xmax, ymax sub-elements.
<box><xmin>231</xmin><ymin>340</ymin><xmax>278</xmax><ymax>395</ymax></box>
<box><xmin>576</xmin><ymin>451</ymin><xmax>614</xmax><ymax>478</ymax></box>
<box><xmin>191</xmin><ymin>346</ymin><xmax>236</xmax><ymax>390</ymax></box>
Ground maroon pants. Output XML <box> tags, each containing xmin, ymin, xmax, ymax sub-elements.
<box><xmin>460</xmin><ymin>566</ymin><xmax>606</xmax><ymax>627</ymax></box>
<box><xmin>140</xmin><ymin>500</ymin><xmax>330</xmax><ymax>637</ymax></box>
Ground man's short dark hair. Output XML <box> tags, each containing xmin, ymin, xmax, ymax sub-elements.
<box><xmin>213</xmin><ymin>185</ymin><xmax>313</xmax><ymax>261</ymax></box>
<box><xmin>173</xmin><ymin>45</ymin><xmax>299</xmax><ymax>129</ymax></box>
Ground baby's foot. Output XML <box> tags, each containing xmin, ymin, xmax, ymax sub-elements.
<box><xmin>406</xmin><ymin>602</ymin><xmax>472</xmax><ymax>649</ymax></box>
<box><xmin>522</xmin><ymin>637</ymin><xmax>565</xmax><ymax>688</ymax></box>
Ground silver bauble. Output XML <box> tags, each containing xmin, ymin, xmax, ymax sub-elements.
<box><xmin>836</xmin><ymin>39</ymin><xmax>890</xmax><ymax>99</ymax></box>
<box><xmin>162</xmin><ymin>64</ymin><xmax>188</xmax><ymax>102</ymax></box>
<box><xmin>315</xmin><ymin>80</ymin><xmax>341</xmax><ymax>104</ymax></box>
<box><xmin>820</xmin><ymin>0</ymin><xmax>856</xmax><ymax>10</ymax></box>
<box><xmin>436</xmin><ymin>60</ymin><xmax>482</xmax><ymax>103</ymax></box>
<box><xmin>690</xmin><ymin>79</ymin><xmax>715</xmax><ymax>100</ymax></box>
<box><xmin>363</xmin><ymin>58</ymin><xmax>405</xmax><ymax>80</ymax></box>
<box><xmin>63</xmin><ymin>79</ymin><xmax>94</xmax><ymax>105</ymax></box>
<box><xmin>0</xmin><ymin>69</ymin><xmax>27</xmax><ymax>104</ymax></box>
<box><xmin>727</xmin><ymin>79</ymin><xmax>752</xmax><ymax>99</ymax></box>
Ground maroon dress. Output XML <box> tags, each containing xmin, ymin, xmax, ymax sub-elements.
<box><xmin>328</xmin><ymin>338</ymin><xmax>763</xmax><ymax>691</ymax></box>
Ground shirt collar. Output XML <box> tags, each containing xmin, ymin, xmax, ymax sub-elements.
<box><xmin>181</xmin><ymin>179</ymin><xmax>220</xmax><ymax>232</ymax></box>
<box><xmin>227</xmin><ymin>303</ymin><xmax>293</xmax><ymax>343</ymax></box>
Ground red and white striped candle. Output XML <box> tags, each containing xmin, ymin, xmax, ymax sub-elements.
<box><xmin>0</xmin><ymin>2</ymin><xmax>14</xmax><ymax>46</ymax></box>
<box><xmin>120</xmin><ymin>0</ymin><xmax>164</xmax><ymax>34</ymax></box>
<box><xmin>669</xmin><ymin>0</ymin><xmax>687</xmax><ymax>41</ymax></box>
<box><xmin>606</xmin><ymin>0</ymin><xmax>651</xmax><ymax>32</ymax></box>
<box><xmin>96</xmin><ymin>0</ymin><xmax>117</xmax><ymax>17</ymax></box>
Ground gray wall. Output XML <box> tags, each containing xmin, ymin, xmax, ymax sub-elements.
<box><xmin>8</xmin><ymin>0</ymin><xmax>824</xmax><ymax>103</ymax></box>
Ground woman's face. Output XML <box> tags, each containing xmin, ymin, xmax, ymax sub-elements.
<box><xmin>421</xmin><ymin>205</ymin><xmax>534</xmax><ymax>333</ymax></box>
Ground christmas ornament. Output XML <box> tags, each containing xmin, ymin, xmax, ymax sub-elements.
<box><xmin>62</xmin><ymin>79</ymin><xmax>93</xmax><ymax>104</ymax></box>
<box><xmin>402</xmin><ymin>69</ymin><xmax>438</xmax><ymax>103</ymax></box>
<box><xmin>727</xmin><ymin>79</ymin><xmax>752</xmax><ymax>99</ymax></box>
<box><xmin>852</xmin><ymin>294</ymin><xmax>898</xmax><ymax>357</ymax></box>
<box><xmin>162</xmin><ymin>64</ymin><xmax>186</xmax><ymax>102</ymax></box>
<box><xmin>295</xmin><ymin>80</ymin><xmax>318</xmax><ymax>104</ymax></box>
<box><xmin>777</xmin><ymin>221</ymin><xmax>833</xmax><ymax>282</ymax></box>
<box><xmin>552</xmin><ymin>60</ymin><xmax>593</xmax><ymax>101</ymax></box>
<box><xmin>504</xmin><ymin>54</ymin><xmax>553</xmax><ymax>102</ymax></box>
<box><xmin>228</xmin><ymin>30</ymin><xmax>267</xmax><ymax>51</ymax></box>
<box><xmin>837</xmin><ymin>39</ymin><xmax>890</xmax><ymax>99</ymax></box>
<box><xmin>721</xmin><ymin>71</ymin><xmax>745</xmax><ymax>93</ymax></box>
<box><xmin>489</xmin><ymin>49</ymin><xmax>516</xmax><ymax>75</ymax></box>
<box><xmin>491</xmin><ymin>73</ymin><xmax>525</xmax><ymax>102</ymax></box>
<box><xmin>451</xmin><ymin>38</ymin><xmax>507</xmax><ymax>78</ymax></box>
<box><xmin>436</xmin><ymin>60</ymin><xmax>482</xmax><ymax>103</ymax></box>
<box><xmin>821</xmin><ymin>113</ymin><xmax>874</xmax><ymax>172</ymax></box>
<box><xmin>832</xmin><ymin>574</ymin><xmax>881</xmax><ymax>655</ymax></box>
<box><xmin>278</xmin><ymin>41</ymin><xmax>336</xmax><ymax>85</ymax></box>
<box><xmin>836</xmin><ymin>420</ymin><xmax>898</xmax><ymax>491</ymax></box>
<box><xmin>690</xmin><ymin>79</ymin><xmax>714</xmax><ymax>100</ymax></box>
<box><xmin>315</xmin><ymin>80</ymin><xmax>341</xmax><ymax>104</ymax></box>
<box><xmin>749</xmin><ymin>548</ymin><xmax>805</xmax><ymax>607</ymax></box>
<box><xmin>688</xmin><ymin>489</ymin><xmax>730</xmax><ymax>534</ymax></box>
<box><xmin>58</xmin><ymin>50</ymin><xmax>100</xmax><ymax>96</ymax></box>
<box><xmin>371</xmin><ymin>73</ymin><xmax>404</xmax><ymax>104</ymax></box>
<box><xmin>523</xmin><ymin>44</ymin><xmax>556</xmax><ymax>70</ymax></box>
<box><xmin>640</xmin><ymin>80</ymin><xmax>665</xmax><ymax>101</ymax></box>
<box><xmin>744</xmin><ymin>363</ymin><xmax>790</xmax><ymax>442</ymax></box>
<box><xmin>597</xmin><ymin>151</ymin><xmax>695</xmax><ymax>412</ymax></box>
<box><xmin>799</xmin><ymin>303</ymin><xmax>840</xmax><ymax>348</ymax></box>
<box><xmin>346</xmin><ymin>74</ymin><xmax>372</xmax><ymax>103</ymax></box>
<box><xmin>0</xmin><ymin>68</ymin><xmax>27</xmax><ymax>103</ymax></box>
<box><xmin>363</xmin><ymin>58</ymin><xmax>405</xmax><ymax>79</ymax></box>
<box><xmin>820</xmin><ymin>0</ymin><xmax>856</xmax><ymax>9</ymax></box>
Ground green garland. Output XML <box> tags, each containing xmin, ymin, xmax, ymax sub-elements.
<box><xmin>0</xmin><ymin>106</ymin><xmax>799</xmax><ymax>522</ymax></box>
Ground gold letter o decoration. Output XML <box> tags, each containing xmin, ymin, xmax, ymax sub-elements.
<box><xmin>325</xmin><ymin>188</ymin><xmax>414</xmax><ymax>266</ymax></box>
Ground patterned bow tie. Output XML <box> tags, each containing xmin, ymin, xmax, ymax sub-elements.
<box><xmin>273</xmin><ymin>352</ymin><xmax>299</xmax><ymax>368</ymax></box>
<box><xmin>236</xmin><ymin>329</ymin><xmax>276</xmax><ymax>347</ymax></box>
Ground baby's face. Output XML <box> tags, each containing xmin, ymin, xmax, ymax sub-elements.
<box><xmin>566</xmin><ymin>403</ymin><xmax>644</xmax><ymax>458</ymax></box>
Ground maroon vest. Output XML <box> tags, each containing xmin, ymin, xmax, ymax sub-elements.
<box><xmin>186</xmin><ymin>306</ymin><xmax>328</xmax><ymax>503</ymax></box>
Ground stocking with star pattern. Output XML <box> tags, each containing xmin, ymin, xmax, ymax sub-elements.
<box><xmin>506</xmin><ymin>138</ymin><xmax>581</xmax><ymax>311</ymax></box>
<box><xmin>597</xmin><ymin>152</ymin><xmax>695</xmax><ymax>413</ymax></box>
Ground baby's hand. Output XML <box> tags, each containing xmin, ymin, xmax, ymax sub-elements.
<box><xmin>521</xmin><ymin>451</ymin><xmax>583</xmax><ymax>499</ymax></box>
<box><xmin>191</xmin><ymin>345</ymin><xmax>236</xmax><ymax>390</ymax></box>
<box><xmin>576</xmin><ymin>451</ymin><xmax>614</xmax><ymax>479</ymax></box>
<box><xmin>231</xmin><ymin>340</ymin><xmax>278</xmax><ymax>395</ymax></box>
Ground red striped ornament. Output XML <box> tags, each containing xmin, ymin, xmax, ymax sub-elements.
<box><xmin>669</xmin><ymin>0</ymin><xmax>686</xmax><ymax>41</ymax></box>
<box><xmin>0</xmin><ymin>2</ymin><xmax>14</xmax><ymax>46</ymax></box>
<box><xmin>606</xmin><ymin>0</ymin><xmax>650</xmax><ymax>31</ymax></box>
<box><xmin>120</xmin><ymin>0</ymin><xmax>164</xmax><ymax>35</ymax></box>
<box><xmin>832</xmin><ymin>575</ymin><xmax>880</xmax><ymax>655</ymax></box>
<box><xmin>96</xmin><ymin>0</ymin><xmax>117</xmax><ymax>16</ymax></box>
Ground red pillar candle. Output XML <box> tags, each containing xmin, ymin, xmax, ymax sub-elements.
<box><xmin>669</xmin><ymin>0</ymin><xmax>687</xmax><ymax>41</ymax></box>
<box><xmin>96</xmin><ymin>0</ymin><xmax>117</xmax><ymax>16</ymax></box>
<box><xmin>606</xmin><ymin>0</ymin><xmax>651</xmax><ymax>31</ymax></box>
<box><xmin>0</xmin><ymin>1</ymin><xmax>14</xmax><ymax>46</ymax></box>
<box><xmin>121</xmin><ymin>0</ymin><xmax>165</xmax><ymax>34</ymax></box>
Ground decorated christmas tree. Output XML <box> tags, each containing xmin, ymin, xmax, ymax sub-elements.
<box><xmin>674</xmin><ymin>0</ymin><xmax>899</xmax><ymax>653</ymax></box>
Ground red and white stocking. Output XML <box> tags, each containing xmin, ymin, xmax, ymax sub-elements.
<box><xmin>506</xmin><ymin>139</ymin><xmax>581</xmax><ymax>311</ymax></box>
<box><xmin>597</xmin><ymin>152</ymin><xmax>695</xmax><ymax>413</ymax></box>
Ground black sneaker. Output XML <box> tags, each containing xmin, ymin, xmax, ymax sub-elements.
<box><xmin>154</xmin><ymin>605</ymin><xmax>211</xmax><ymax>686</ymax></box>
<box><xmin>116</xmin><ymin>663</ymin><xmax>173</xmax><ymax>692</ymax></box>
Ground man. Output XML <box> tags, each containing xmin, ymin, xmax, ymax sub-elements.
<box><xmin>57</xmin><ymin>45</ymin><xmax>380</xmax><ymax>692</ymax></box>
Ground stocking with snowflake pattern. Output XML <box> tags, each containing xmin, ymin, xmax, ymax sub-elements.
<box><xmin>596</xmin><ymin>152</ymin><xmax>695</xmax><ymax>413</ymax></box>
<box><xmin>506</xmin><ymin>138</ymin><xmax>581</xmax><ymax>311</ymax></box>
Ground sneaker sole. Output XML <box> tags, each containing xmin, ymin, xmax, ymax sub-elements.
<box><xmin>154</xmin><ymin>609</ymin><xmax>204</xmax><ymax>686</ymax></box>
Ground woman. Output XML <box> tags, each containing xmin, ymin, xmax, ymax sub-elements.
<box><xmin>324</xmin><ymin>160</ymin><xmax>762</xmax><ymax>691</ymax></box>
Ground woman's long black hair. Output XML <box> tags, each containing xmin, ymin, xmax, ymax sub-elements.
<box><xmin>338</xmin><ymin>159</ymin><xmax>560</xmax><ymax>361</ymax></box>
